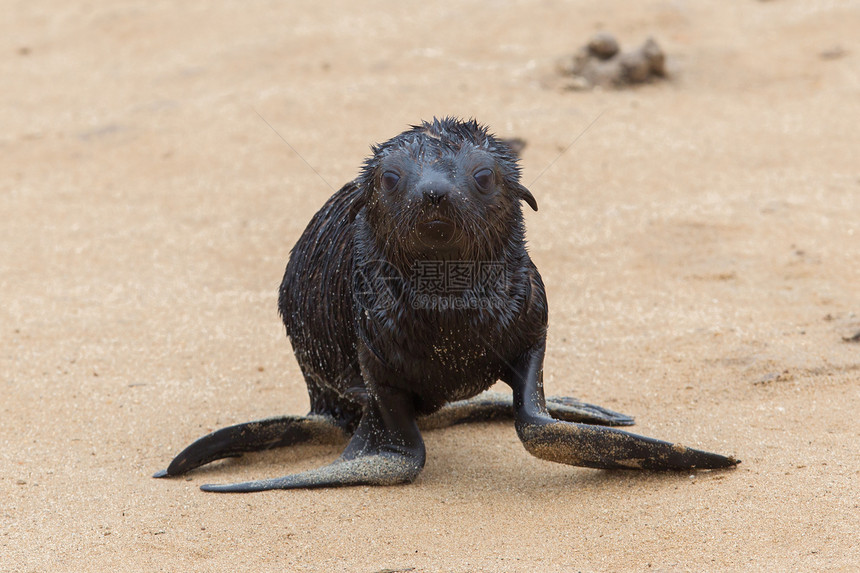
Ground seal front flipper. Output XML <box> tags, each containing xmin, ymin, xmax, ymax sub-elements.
<box><xmin>153</xmin><ymin>415</ymin><xmax>348</xmax><ymax>478</ymax></box>
<box><xmin>200</xmin><ymin>385</ymin><xmax>426</xmax><ymax>492</ymax></box>
<box><xmin>200</xmin><ymin>454</ymin><xmax>421</xmax><ymax>492</ymax></box>
<box><xmin>505</xmin><ymin>340</ymin><xmax>739</xmax><ymax>471</ymax></box>
<box><xmin>516</xmin><ymin>420</ymin><xmax>739</xmax><ymax>470</ymax></box>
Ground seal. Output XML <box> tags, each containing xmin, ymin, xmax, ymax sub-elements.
<box><xmin>155</xmin><ymin>117</ymin><xmax>738</xmax><ymax>492</ymax></box>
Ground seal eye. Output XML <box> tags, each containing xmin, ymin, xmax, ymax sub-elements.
<box><xmin>381</xmin><ymin>171</ymin><xmax>400</xmax><ymax>192</ymax></box>
<box><xmin>473</xmin><ymin>168</ymin><xmax>494</xmax><ymax>193</ymax></box>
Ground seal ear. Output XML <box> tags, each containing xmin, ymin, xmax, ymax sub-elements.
<box><xmin>513</xmin><ymin>182</ymin><xmax>538</xmax><ymax>212</ymax></box>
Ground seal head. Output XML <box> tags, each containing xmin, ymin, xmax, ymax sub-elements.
<box><xmin>360</xmin><ymin>118</ymin><xmax>538</xmax><ymax>267</ymax></box>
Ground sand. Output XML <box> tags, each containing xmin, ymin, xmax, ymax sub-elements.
<box><xmin>2</xmin><ymin>1</ymin><xmax>858</xmax><ymax>571</ymax></box>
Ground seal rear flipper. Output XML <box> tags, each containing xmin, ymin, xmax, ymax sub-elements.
<box><xmin>199</xmin><ymin>453</ymin><xmax>422</xmax><ymax>492</ymax></box>
<box><xmin>544</xmin><ymin>395</ymin><xmax>635</xmax><ymax>427</ymax></box>
<box><xmin>517</xmin><ymin>418</ymin><xmax>739</xmax><ymax>471</ymax></box>
<box><xmin>153</xmin><ymin>415</ymin><xmax>348</xmax><ymax>478</ymax></box>
<box><xmin>417</xmin><ymin>391</ymin><xmax>634</xmax><ymax>430</ymax></box>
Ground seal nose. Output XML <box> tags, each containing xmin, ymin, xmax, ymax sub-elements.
<box><xmin>416</xmin><ymin>178</ymin><xmax>454</xmax><ymax>206</ymax></box>
<box><xmin>423</xmin><ymin>187</ymin><xmax>446</xmax><ymax>206</ymax></box>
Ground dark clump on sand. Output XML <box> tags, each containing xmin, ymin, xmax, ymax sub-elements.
<box><xmin>557</xmin><ymin>32</ymin><xmax>667</xmax><ymax>90</ymax></box>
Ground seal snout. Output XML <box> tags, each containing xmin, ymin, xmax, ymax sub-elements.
<box><xmin>416</xmin><ymin>215</ymin><xmax>456</xmax><ymax>246</ymax></box>
<box><xmin>411</xmin><ymin>172</ymin><xmax>461</xmax><ymax>246</ymax></box>
<box><xmin>415</xmin><ymin>175</ymin><xmax>455</xmax><ymax>208</ymax></box>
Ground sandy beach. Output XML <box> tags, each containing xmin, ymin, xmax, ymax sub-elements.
<box><xmin>2</xmin><ymin>1</ymin><xmax>858</xmax><ymax>570</ymax></box>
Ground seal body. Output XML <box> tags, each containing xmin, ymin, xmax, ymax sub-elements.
<box><xmin>156</xmin><ymin>117</ymin><xmax>737</xmax><ymax>493</ymax></box>
<box><xmin>279</xmin><ymin>118</ymin><xmax>544</xmax><ymax>429</ymax></box>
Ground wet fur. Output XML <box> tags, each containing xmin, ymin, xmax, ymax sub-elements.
<box><xmin>279</xmin><ymin>118</ymin><xmax>545</xmax><ymax>426</ymax></box>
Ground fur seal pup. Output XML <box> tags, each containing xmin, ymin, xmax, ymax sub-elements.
<box><xmin>155</xmin><ymin>117</ymin><xmax>738</xmax><ymax>492</ymax></box>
